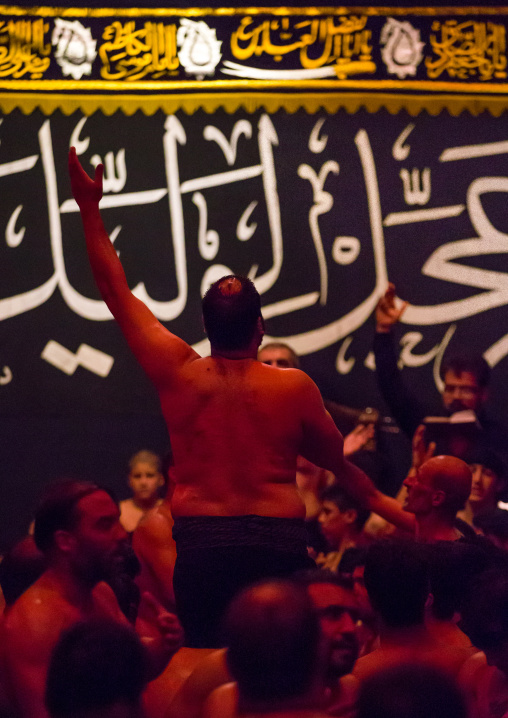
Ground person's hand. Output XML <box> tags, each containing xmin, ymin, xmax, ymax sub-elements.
<box><xmin>343</xmin><ymin>423</ymin><xmax>375</xmax><ymax>457</ymax></box>
<box><xmin>376</xmin><ymin>282</ymin><xmax>408</xmax><ymax>333</ymax></box>
<box><xmin>68</xmin><ymin>146</ymin><xmax>103</xmax><ymax>207</ymax></box>
<box><xmin>411</xmin><ymin>424</ymin><xmax>436</xmax><ymax>470</ymax></box>
<box><xmin>137</xmin><ymin>591</ymin><xmax>183</xmax><ymax>655</ymax></box>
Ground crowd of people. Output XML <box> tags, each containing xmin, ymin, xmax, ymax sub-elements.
<box><xmin>1</xmin><ymin>149</ymin><xmax>508</xmax><ymax>718</ymax></box>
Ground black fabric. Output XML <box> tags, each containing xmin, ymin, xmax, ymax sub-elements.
<box><xmin>172</xmin><ymin>515</ymin><xmax>315</xmax><ymax>648</ymax></box>
<box><xmin>373</xmin><ymin>331</ymin><xmax>436</xmax><ymax>439</ymax></box>
<box><xmin>172</xmin><ymin>514</ymin><xmax>309</xmax><ymax>553</ymax></box>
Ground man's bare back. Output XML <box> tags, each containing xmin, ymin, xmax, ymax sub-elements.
<box><xmin>69</xmin><ymin>148</ymin><xmax>371</xmax><ymax>647</ymax></box>
<box><xmin>162</xmin><ymin>356</ymin><xmax>332</xmax><ymax>519</ymax></box>
<box><xmin>68</xmin><ymin>149</ymin><xmax>352</xmax><ymax>515</ymax></box>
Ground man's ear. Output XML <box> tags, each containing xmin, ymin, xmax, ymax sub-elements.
<box><xmin>344</xmin><ymin>508</ymin><xmax>358</xmax><ymax>526</ymax></box>
<box><xmin>54</xmin><ymin>529</ymin><xmax>76</xmax><ymax>554</ymax></box>
<box><xmin>431</xmin><ymin>489</ymin><xmax>446</xmax><ymax>508</ymax></box>
<box><xmin>257</xmin><ymin>316</ymin><xmax>265</xmax><ymax>337</ymax></box>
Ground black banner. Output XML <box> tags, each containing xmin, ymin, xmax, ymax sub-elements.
<box><xmin>2</xmin><ymin>105</ymin><xmax>508</xmax><ymax>418</ymax></box>
<box><xmin>0</xmin><ymin>6</ymin><xmax>506</xmax><ymax>95</ymax></box>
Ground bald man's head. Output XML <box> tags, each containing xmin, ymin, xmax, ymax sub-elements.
<box><xmin>422</xmin><ymin>456</ymin><xmax>472</xmax><ymax>517</ymax></box>
<box><xmin>223</xmin><ymin>580</ymin><xmax>321</xmax><ymax>706</ymax></box>
<box><xmin>404</xmin><ymin>456</ymin><xmax>472</xmax><ymax>520</ymax></box>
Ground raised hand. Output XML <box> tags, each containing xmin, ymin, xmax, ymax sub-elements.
<box><xmin>376</xmin><ymin>282</ymin><xmax>408</xmax><ymax>332</ymax></box>
<box><xmin>343</xmin><ymin>422</ymin><xmax>375</xmax><ymax>457</ymax></box>
<box><xmin>411</xmin><ymin>423</ymin><xmax>436</xmax><ymax>470</ymax></box>
<box><xmin>137</xmin><ymin>591</ymin><xmax>183</xmax><ymax>655</ymax></box>
<box><xmin>68</xmin><ymin>146</ymin><xmax>103</xmax><ymax>207</ymax></box>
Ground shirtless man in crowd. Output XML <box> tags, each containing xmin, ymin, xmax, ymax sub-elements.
<box><xmin>366</xmin><ymin>455</ymin><xmax>472</xmax><ymax>543</ymax></box>
<box><xmin>2</xmin><ymin>480</ymin><xmax>182</xmax><ymax>718</ymax></box>
<box><xmin>69</xmin><ymin>149</ymin><xmax>371</xmax><ymax>647</ymax></box>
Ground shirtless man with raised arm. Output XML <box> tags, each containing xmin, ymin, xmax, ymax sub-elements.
<box><xmin>68</xmin><ymin>148</ymin><xmax>371</xmax><ymax>647</ymax></box>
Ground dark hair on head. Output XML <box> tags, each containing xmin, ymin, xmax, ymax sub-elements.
<box><xmin>474</xmin><ymin>508</ymin><xmax>508</xmax><ymax>541</ymax></box>
<box><xmin>338</xmin><ymin>547</ymin><xmax>369</xmax><ymax>577</ymax></box>
<box><xmin>202</xmin><ymin>275</ymin><xmax>262</xmax><ymax>351</ymax></box>
<box><xmin>292</xmin><ymin>568</ymin><xmax>354</xmax><ymax>592</ymax></box>
<box><xmin>258</xmin><ymin>342</ymin><xmax>301</xmax><ymax>369</ymax></box>
<box><xmin>425</xmin><ymin>540</ymin><xmax>495</xmax><ymax>621</ymax></box>
<box><xmin>223</xmin><ymin>579</ymin><xmax>320</xmax><ymax>705</ymax></box>
<box><xmin>364</xmin><ymin>539</ymin><xmax>429</xmax><ymax>629</ymax></box>
<box><xmin>460</xmin><ymin>569</ymin><xmax>508</xmax><ymax>650</ymax></box>
<box><xmin>45</xmin><ymin>619</ymin><xmax>148</xmax><ymax>718</ymax></box>
<box><xmin>33</xmin><ymin>480</ymin><xmax>115</xmax><ymax>554</ymax></box>
<box><xmin>440</xmin><ymin>353</ymin><xmax>490</xmax><ymax>389</ymax></box>
<box><xmin>465</xmin><ymin>449</ymin><xmax>508</xmax><ymax>501</ymax></box>
<box><xmin>465</xmin><ymin>448</ymin><xmax>504</xmax><ymax>479</ymax></box>
<box><xmin>357</xmin><ymin>663</ymin><xmax>467</xmax><ymax>718</ymax></box>
<box><xmin>0</xmin><ymin>536</ymin><xmax>46</xmax><ymax>606</ymax></box>
<box><xmin>320</xmin><ymin>483</ymin><xmax>371</xmax><ymax>531</ymax></box>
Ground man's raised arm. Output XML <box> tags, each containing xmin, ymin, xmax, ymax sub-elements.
<box><xmin>298</xmin><ymin>372</ymin><xmax>415</xmax><ymax>533</ymax></box>
<box><xmin>68</xmin><ymin>147</ymin><xmax>198</xmax><ymax>386</ymax></box>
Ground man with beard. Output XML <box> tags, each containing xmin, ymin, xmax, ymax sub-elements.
<box><xmin>186</xmin><ymin>580</ymin><xmax>346</xmax><ymax>718</ymax></box>
<box><xmin>2</xmin><ymin>480</ymin><xmax>182</xmax><ymax>718</ymax></box>
<box><xmin>374</xmin><ymin>283</ymin><xmax>506</xmax><ymax>462</ymax></box>
<box><xmin>298</xmin><ymin>570</ymin><xmax>361</xmax><ymax>713</ymax></box>
<box><xmin>166</xmin><ymin>573</ymin><xmax>360</xmax><ymax>718</ymax></box>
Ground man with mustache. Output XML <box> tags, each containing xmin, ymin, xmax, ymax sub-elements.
<box><xmin>299</xmin><ymin>571</ymin><xmax>361</xmax><ymax>704</ymax></box>
<box><xmin>3</xmin><ymin>480</ymin><xmax>182</xmax><ymax>718</ymax></box>
<box><xmin>167</xmin><ymin>575</ymin><xmax>360</xmax><ymax>718</ymax></box>
<box><xmin>374</xmin><ymin>283</ymin><xmax>505</xmax><ymax>463</ymax></box>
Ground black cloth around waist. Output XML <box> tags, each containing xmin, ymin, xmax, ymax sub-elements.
<box><xmin>172</xmin><ymin>514</ymin><xmax>308</xmax><ymax>554</ymax></box>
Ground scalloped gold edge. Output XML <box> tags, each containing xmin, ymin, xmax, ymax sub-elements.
<box><xmin>0</xmin><ymin>91</ymin><xmax>506</xmax><ymax>117</ymax></box>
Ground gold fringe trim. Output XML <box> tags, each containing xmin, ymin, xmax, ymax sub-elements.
<box><xmin>1</xmin><ymin>80</ymin><xmax>508</xmax><ymax>93</ymax></box>
<box><xmin>0</xmin><ymin>91</ymin><xmax>506</xmax><ymax>116</ymax></box>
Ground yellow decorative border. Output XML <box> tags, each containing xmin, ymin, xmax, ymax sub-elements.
<box><xmin>1</xmin><ymin>79</ymin><xmax>508</xmax><ymax>94</ymax></box>
<box><xmin>1</xmin><ymin>91</ymin><xmax>506</xmax><ymax>117</ymax></box>
<box><xmin>0</xmin><ymin>5</ymin><xmax>507</xmax><ymax>16</ymax></box>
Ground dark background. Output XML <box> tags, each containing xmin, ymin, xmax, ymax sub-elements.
<box><xmin>1</xmin><ymin>3</ymin><xmax>508</xmax><ymax>551</ymax></box>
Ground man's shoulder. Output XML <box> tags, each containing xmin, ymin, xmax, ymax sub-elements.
<box><xmin>6</xmin><ymin>576</ymin><xmax>66</xmax><ymax>618</ymax></box>
<box><xmin>352</xmin><ymin>648</ymin><xmax>386</xmax><ymax>682</ymax></box>
<box><xmin>4</xmin><ymin>577</ymin><xmax>76</xmax><ymax>651</ymax></box>
<box><xmin>134</xmin><ymin>503</ymin><xmax>174</xmax><ymax>543</ymax></box>
<box><xmin>263</xmin><ymin>365</ymin><xmax>318</xmax><ymax>391</ymax></box>
<box><xmin>92</xmin><ymin>581</ymin><xmax>125</xmax><ymax>622</ymax></box>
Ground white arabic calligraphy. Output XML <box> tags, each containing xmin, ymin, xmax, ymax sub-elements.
<box><xmin>1</xmin><ymin>115</ymin><xmax>508</xmax><ymax>396</ymax></box>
